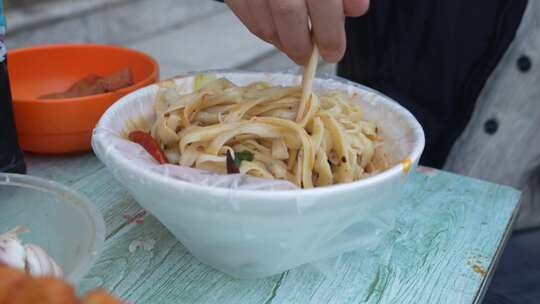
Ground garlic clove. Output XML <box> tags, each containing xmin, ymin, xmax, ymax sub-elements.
<box><xmin>24</xmin><ymin>244</ymin><xmax>63</xmax><ymax>279</ymax></box>
<box><xmin>0</xmin><ymin>227</ymin><xmax>27</xmax><ymax>271</ymax></box>
<box><xmin>0</xmin><ymin>227</ymin><xmax>64</xmax><ymax>279</ymax></box>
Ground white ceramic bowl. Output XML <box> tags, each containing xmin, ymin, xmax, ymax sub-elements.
<box><xmin>0</xmin><ymin>173</ymin><xmax>105</xmax><ymax>284</ymax></box>
<box><xmin>92</xmin><ymin>71</ymin><xmax>425</xmax><ymax>278</ymax></box>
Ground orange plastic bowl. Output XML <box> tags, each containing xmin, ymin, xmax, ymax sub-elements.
<box><xmin>8</xmin><ymin>44</ymin><xmax>159</xmax><ymax>154</ymax></box>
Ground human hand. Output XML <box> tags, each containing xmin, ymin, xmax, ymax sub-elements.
<box><xmin>224</xmin><ymin>0</ymin><xmax>369</xmax><ymax>65</ymax></box>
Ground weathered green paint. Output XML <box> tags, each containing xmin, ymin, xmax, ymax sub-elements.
<box><xmin>28</xmin><ymin>154</ymin><xmax>520</xmax><ymax>303</ymax></box>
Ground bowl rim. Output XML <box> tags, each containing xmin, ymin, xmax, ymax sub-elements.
<box><xmin>93</xmin><ymin>70</ymin><xmax>426</xmax><ymax>197</ymax></box>
<box><xmin>0</xmin><ymin>173</ymin><xmax>106</xmax><ymax>285</ymax></box>
<box><xmin>9</xmin><ymin>43</ymin><xmax>159</xmax><ymax>104</ymax></box>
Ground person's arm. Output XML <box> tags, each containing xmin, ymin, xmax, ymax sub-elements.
<box><xmin>219</xmin><ymin>0</ymin><xmax>369</xmax><ymax>65</ymax></box>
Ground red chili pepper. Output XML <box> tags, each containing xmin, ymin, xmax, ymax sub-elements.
<box><xmin>226</xmin><ymin>150</ymin><xmax>240</xmax><ymax>174</ymax></box>
<box><xmin>128</xmin><ymin>131</ymin><xmax>168</xmax><ymax>164</ymax></box>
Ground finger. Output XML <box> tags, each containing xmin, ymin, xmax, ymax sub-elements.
<box><xmin>269</xmin><ymin>0</ymin><xmax>313</xmax><ymax>65</ymax></box>
<box><xmin>225</xmin><ymin>0</ymin><xmax>259</xmax><ymax>37</ymax></box>
<box><xmin>246</xmin><ymin>0</ymin><xmax>283</xmax><ymax>49</ymax></box>
<box><xmin>307</xmin><ymin>0</ymin><xmax>346</xmax><ymax>63</ymax></box>
<box><xmin>343</xmin><ymin>0</ymin><xmax>370</xmax><ymax>17</ymax></box>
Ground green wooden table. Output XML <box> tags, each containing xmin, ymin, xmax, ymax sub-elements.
<box><xmin>27</xmin><ymin>153</ymin><xmax>521</xmax><ymax>304</ymax></box>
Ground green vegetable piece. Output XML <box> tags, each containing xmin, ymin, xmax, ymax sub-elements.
<box><xmin>193</xmin><ymin>73</ymin><xmax>217</xmax><ymax>91</ymax></box>
<box><xmin>234</xmin><ymin>151</ymin><xmax>254</xmax><ymax>166</ymax></box>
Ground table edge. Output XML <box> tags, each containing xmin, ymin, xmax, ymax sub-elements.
<box><xmin>472</xmin><ymin>196</ymin><xmax>522</xmax><ymax>304</ymax></box>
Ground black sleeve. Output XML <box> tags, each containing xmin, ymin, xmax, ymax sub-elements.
<box><xmin>338</xmin><ymin>0</ymin><xmax>527</xmax><ymax>168</ymax></box>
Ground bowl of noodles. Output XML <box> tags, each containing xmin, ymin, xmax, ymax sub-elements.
<box><xmin>92</xmin><ymin>71</ymin><xmax>425</xmax><ymax>279</ymax></box>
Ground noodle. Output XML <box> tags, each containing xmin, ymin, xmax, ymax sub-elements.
<box><xmin>141</xmin><ymin>74</ymin><xmax>389</xmax><ymax>188</ymax></box>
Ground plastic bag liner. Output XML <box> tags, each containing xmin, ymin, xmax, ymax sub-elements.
<box><xmin>92</xmin><ymin>70</ymin><xmax>424</xmax><ymax>279</ymax></box>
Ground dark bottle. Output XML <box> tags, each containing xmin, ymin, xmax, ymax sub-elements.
<box><xmin>0</xmin><ymin>13</ymin><xmax>26</xmax><ymax>174</ymax></box>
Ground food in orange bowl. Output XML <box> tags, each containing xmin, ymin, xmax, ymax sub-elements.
<box><xmin>8</xmin><ymin>44</ymin><xmax>159</xmax><ymax>154</ymax></box>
